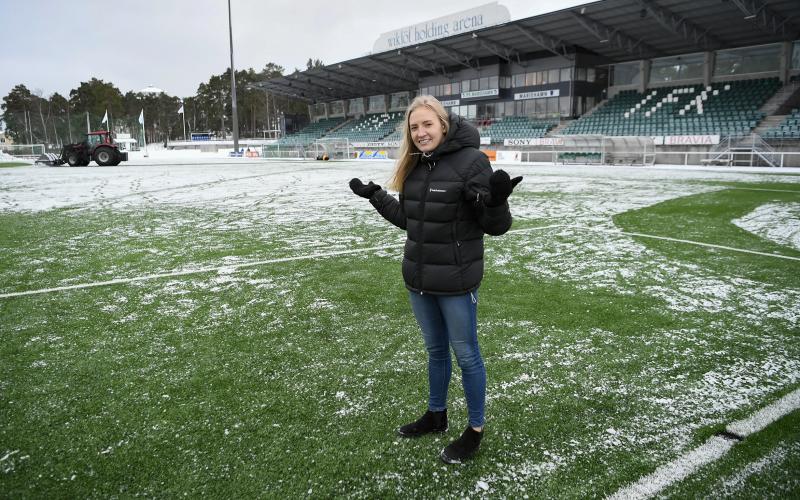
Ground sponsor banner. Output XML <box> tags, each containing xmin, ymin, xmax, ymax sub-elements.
<box><xmin>513</xmin><ymin>89</ymin><xmax>560</xmax><ymax>100</ymax></box>
<box><xmin>373</xmin><ymin>3</ymin><xmax>510</xmax><ymax>52</ymax></box>
<box><xmin>462</xmin><ymin>89</ymin><xmax>499</xmax><ymax>99</ymax></box>
<box><xmin>663</xmin><ymin>135</ymin><xmax>720</xmax><ymax>145</ymax></box>
<box><xmin>352</xmin><ymin>141</ymin><xmax>401</xmax><ymax>148</ymax></box>
<box><xmin>496</xmin><ymin>150</ymin><xmax>522</xmax><ymax>162</ymax></box>
<box><xmin>357</xmin><ymin>150</ymin><xmax>389</xmax><ymax>160</ymax></box>
<box><xmin>651</xmin><ymin>136</ymin><xmax>665</xmax><ymax>145</ymax></box>
<box><xmin>441</xmin><ymin>99</ymin><xmax>461</xmax><ymax>107</ymax></box>
<box><xmin>480</xmin><ymin>136</ymin><xmax>491</xmax><ymax>145</ymax></box>
<box><xmin>503</xmin><ymin>137</ymin><xmax>565</xmax><ymax>146</ymax></box>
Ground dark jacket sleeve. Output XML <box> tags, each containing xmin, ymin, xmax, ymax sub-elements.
<box><xmin>369</xmin><ymin>189</ymin><xmax>407</xmax><ymax>230</ymax></box>
<box><xmin>464</xmin><ymin>155</ymin><xmax>512</xmax><ymax>236</ymax></box>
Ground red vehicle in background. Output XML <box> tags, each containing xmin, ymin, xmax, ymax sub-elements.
<box><xmin>53</xmin><ymin>131</ymin><xmax>129</xmax><ymax>166</ymax></box>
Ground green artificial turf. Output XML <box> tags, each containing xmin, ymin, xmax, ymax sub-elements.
<box><xmin>1</xmin><ymin>171</ymin><xmax>798</xmax><ymax>497</ymax></box>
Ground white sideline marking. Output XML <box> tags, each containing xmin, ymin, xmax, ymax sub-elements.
<box><xmin>606</xmin><ymin>436</ymin><xmax>737</xmax><ymax>500</ymax></box>
<box><xmin>579</xmin><ymin>226</ymin><xmax>800</xmax><ymax>262</ymax></box>
<box><xmin>731</xmin><ymin>188</ymin><xmax>800</xmax><ymax>194</ymax></box>
<box><xmin>607</xmin><ymin>387</ymin><xmax>800</xmax><ymax>500</ymax></box>
<box><xmin>727</xmin><ymin>388</ymin><xmax>800</xmax><ymax>437</ymax></box>
<box><xmin>506</xmin><ymin>223</ymin><xmax>566</xmax><ymax>234</ymax></box>
<box><xmin>0</xmin><ymin>225</ymin><xmax>563</xmax><ymax>299</ymax></box>
<box><xmin>0</xmin><ymin>223</ymin><xmax>795</xmax><ymax>299</ymax></box>
<box><xmin>0</xmin><ymin>244</ymin><xmax>402</xmax><ymax>299</ymax></box>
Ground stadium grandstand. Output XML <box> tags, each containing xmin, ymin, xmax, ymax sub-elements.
<box><xmin>253</xmin><ymin>0</ymin><xmax>800</xmax><ymax>166</ymax></box>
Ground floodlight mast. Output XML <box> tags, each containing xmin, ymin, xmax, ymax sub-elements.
<box><xmin>228</xmin><ymin>0</ymin><xmax>240</xmax><ymax>154</ymax></box>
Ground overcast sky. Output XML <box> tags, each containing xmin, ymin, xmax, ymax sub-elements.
<box><xmin>0</xmin><ymin>0</ymin><xmax>587</xmax><ymax>101</ymax></box>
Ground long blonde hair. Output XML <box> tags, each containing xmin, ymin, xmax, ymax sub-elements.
<box><xmin>386</xmin><ymin>95</ymin><xmax>450</xmax><ymax>192</ymax></box>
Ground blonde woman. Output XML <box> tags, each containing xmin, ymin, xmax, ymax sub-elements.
<box><xmin>349</xmin><ymin>96</ymin><xmax>521</xmax><ymax>463</ymax></box>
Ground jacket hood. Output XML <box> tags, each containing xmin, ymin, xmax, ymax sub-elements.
<box><xmin>421</xmin><ymin>112</ymin><xmax>480</xmax><ymax>162</ymax></box>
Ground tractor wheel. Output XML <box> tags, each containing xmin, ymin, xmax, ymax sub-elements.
<box><xmin>94</xmin><ymin>147</ymin><xmax>115</xmax><ymax>166</ymax></box>
<box><xmin>67</xmin><ymin>152</ymin><xmax>80</xmax><ymax>167</ymax></box>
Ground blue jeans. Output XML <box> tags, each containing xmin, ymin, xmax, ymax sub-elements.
<box><xmin>408</xmin><ymin>290</ymin><xmax>486</xmax><ymax>428</ymax></box>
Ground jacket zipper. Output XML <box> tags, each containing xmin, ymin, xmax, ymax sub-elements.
<box><xmin>417</xmin><ymin>161</ymin><xmax>434</xmax><ymax>292</ymax></box>
<box><xmin>452</xmin><ymin>196</ymin><xmax>464</xmax><ymax>291</ymax></box>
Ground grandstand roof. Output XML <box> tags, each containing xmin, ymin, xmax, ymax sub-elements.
<box><xmin>253</xmin><ymin>0</ymin><xmax>800</xmax><ymax>103</ymax></box>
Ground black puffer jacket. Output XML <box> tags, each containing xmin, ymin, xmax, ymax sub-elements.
<box><xmin>369</xmin><ymin>113</ymin><xmax>512</xmax><ymax>295</ymax></box>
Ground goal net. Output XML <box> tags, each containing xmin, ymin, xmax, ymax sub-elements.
<box><xmin>261</xmin><ymin>144</ymin><xmax>306</xmax><ymax>160</ymax></box>
<box><xmin>2</xmin><ymin>144</ymin><xmax>46</xmax><ymax>159</ymax></box>
<box><xmin>311</xmin><ymin>138</ymin><xmax>352</xmax><ymax>160</ymax></box>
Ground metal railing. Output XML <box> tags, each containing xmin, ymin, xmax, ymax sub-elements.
<box><xmin>511</xmin><ymin>148</ymin><xmax>800</xmax><ymax>167</ymax></box>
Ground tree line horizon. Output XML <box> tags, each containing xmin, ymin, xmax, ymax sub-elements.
<box><xmin>1</xmin><ymin>58</ymin><xmax>326</xmax><ymax>147</ymax></box>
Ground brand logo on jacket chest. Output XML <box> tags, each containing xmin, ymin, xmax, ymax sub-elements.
<box><xmin>429</xmin><ymin>188</ymin><xmax>447</xmax><ymax>193</ymax></box>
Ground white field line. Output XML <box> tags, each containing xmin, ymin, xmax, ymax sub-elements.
<box><xmin>606</xmin><ymin>436</ymin><xmax>737</xmax><ymax>500</ymax></box>
<box><xmin>730</xmin><ymin>188</ymin><xmax>800</xmax><ymax>194</ymax></box>
<box><xmin>578</xmin><ymin>226</ymin><xmax>800</xmax><ymax>262</ymax></box>
<box><xmin>506</xmin><ymin>223</ymin><xmax>566</xmax><ymax>235</ymax></box>
<box><xmin>607</xmin><ymin>387</ymin><xmax>800</xmax><ymax>500</ymax></box>
<box><xmin>1</xmin><ymin>223</ymin><xmax>797</xmax><ymax>299</ymax></box>
<box><xmin>727</xmin><ymin>388</ymin><xmax>800</xmax><ymax>437</ymax></box>
<box><xmin>0</xmin><ymin>244</ymin><xmax>402</xmax><ymax>299</ymax></box>
<box><xmin>0</xmin><ymin>225</ymin><xmax>564</xmax><ymax>299</ymax></box>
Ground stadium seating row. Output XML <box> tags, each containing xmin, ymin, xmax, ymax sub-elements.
<box><xmin>324</xmin><ymin>112</ymin><xmax>404</xmax><ymax>142</ymax></box>
<box><xmin>559</xmin><ymin>77</ymin><xmax>780</xmax><ymax>137</ymax></box>
<box><xmin>763</xmin><ymin>108</ymin><xmax>800</xmax><ymax>139</ymax></box>
<box><xmin>275</xmin><ymin>113</ymin><xmax>404</xmax><ymax>146</ymax></box>
<box><xmin>272</xmin><ymin>78</ymin><xmax>790</xmax><ymax>147</ymax></box>
<box><xmin>273</xmin><ymin>117</ymin><xmax>346</xmax><ymax>147</ymax></box>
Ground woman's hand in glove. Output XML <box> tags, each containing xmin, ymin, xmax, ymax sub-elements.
<box><xmin>485</xmin><ymin>170</ymin><xmax>523</xmax><ymax>207</ymax></box>
<box><xmin>349</xmin><ymin>178</ymin><xmax>382</xmax><ymax>199</ymax></box>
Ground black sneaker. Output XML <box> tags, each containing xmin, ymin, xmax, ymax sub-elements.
<box><xmin>397</xmin><ymin>409</ymin><xmax>448</xmax><ymax>437</ymax></box>
<box><xmin>440</xmin><ymin>426</ymin><xmax>483</xmax><ymax>464</ymax></box>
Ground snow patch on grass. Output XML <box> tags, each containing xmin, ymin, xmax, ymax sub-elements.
<box><xmin>732</xmin><ymin>202</ymin><xmax>800</xmax><ymax>251</ymax></box>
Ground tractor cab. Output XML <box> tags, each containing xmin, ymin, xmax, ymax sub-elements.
<box><xmin>86</xmin><ymin>131</ymin><xmax>114</xmax><ymax>146</ymax></box>
<box><xmin>56</xmin><ymin>130</ymin><xmax>128</xmax><ymax>167</ymax></box>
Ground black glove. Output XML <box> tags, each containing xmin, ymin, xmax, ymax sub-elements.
<box><xmin>485</xmin><ymin>169</ymin><xmax>523</xmax><ymax>207</ymax></box>
<box><xmin>349</xmin><ymin>178</ymin><xmax>381</xmax><ymax>199</ymax></box>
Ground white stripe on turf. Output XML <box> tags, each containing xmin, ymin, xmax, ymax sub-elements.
<box><xmin>607</xmin><ymin>387</ymin><xmax>800</xmax><ymax>500</ymax></box>
<box><xmin>0</xmin><ymin>225</ymin><xmax>563</xmax><ymax>299</ymax></box>
<box><xmin>727</xmin><ymin>388</ymin><xmax>800</xmax><ymax>437</ymax></box>
<box><xmin>606</xmin><ymin>436</ymin><xmax>737</xmax><ymax>500</ymax></box>
<box><xmin>0</xmin><ymin>244</ymin><xmax>403</xmax><ymax>299</ymax></box>
<box><xmin>506</xmin><ymin>224</ymin><xmax>566</xmax><ymax>234</ymax></box>
<box><xmin>580</xmin><ymin>227</ymin><xmax>800</xmax><ymax>262</ymax></box>
<box><xmin>731</xmin><ymin>188</ymin><xmax>800</xmax><ymax>194</ymax></box>
<box><xmin>0</xmin><ymin>223</ymin><xmax>796</xmax><ymax>299</ymax></box>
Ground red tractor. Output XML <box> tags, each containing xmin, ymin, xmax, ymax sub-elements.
<box><xmin>55</xmin><ymin>131</ymin><xmax>129</xmax><ymax>166</ymax></box>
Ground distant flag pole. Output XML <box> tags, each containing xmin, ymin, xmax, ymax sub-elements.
<box><xmin>86</xmin><ymin>111</ymin><xmax>90</xmax><ymax>133</ymax></box>
<box><xmin>139</xmin><ymin>109</ymin><xmax>148</xmax><ymax>157</ymax></box>
<box><xmin>101</xmin><ymin>109</ymin><xmax>109</xmax><ymax>131</ymax></box>
<box><xmin>178</xmin><ymin>102</ymin><xmax>186</xmax><ymax>141</ymax></box>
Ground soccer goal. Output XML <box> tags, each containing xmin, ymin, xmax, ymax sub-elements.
<box><xmin>602</xmin><ymin>136</ymin><xmax>656</xmax><ymax>166</ymax></box>
<box><xmin>311</xmin><ymin>138</ymin><xmax>352</xmax><ymax>160</ymax></box>
<box><xmin>261</xmin><ymin>144</ymin><xmax>306</xmax><ymax>160</ymax></box>
<box><xmin>2</xmin><ymin>144</ymin><xmax>46</xmax><ymax>159</ymax></box>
